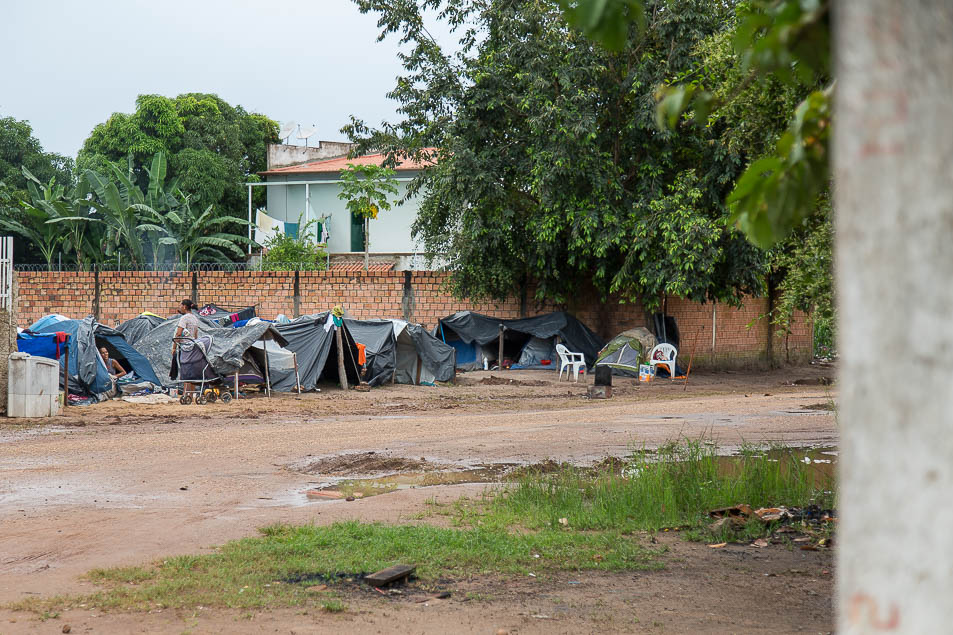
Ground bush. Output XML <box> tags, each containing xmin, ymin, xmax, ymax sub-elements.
<box><xmin>260</xmin><ymin>218</ymin><xmax>327</xmax><ymax>271</ymax></box>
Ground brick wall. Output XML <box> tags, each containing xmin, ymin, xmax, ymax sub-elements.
<box><xmin>14</xmin><ymin>270</ymin><xmax>812</xmax><ymax>368</ymax></box>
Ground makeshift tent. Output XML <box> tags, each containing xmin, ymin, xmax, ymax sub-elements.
<box><xmin>28</xmin><ymin>314</ymin><xmax>68</xmax><ymax>332</ymax></box>
<box><xmin>33</xmin><ymin>316</ymin><xmax>161</xmax><ymax>396</ymax></box>
<box><xmin>595</xmin><ymin>327</ymin><xmax>658</xmax><ymax>377</ymax></box>
<box><xmin>196</xmin><ymin>303</ymin><xmax>256</xmax><ymax>327</ymax></box>
<box><xmin>391</xmin><ymin>320</ymin><xmax>455</xmax><ymax>384</ymax></box>
<box><xmin>271</xmin><ymin>314</ymin><xmax>337</xmax><ymax>392</ymax></box>
<box><xmin>270</xmin><ymin>314</ymin><xmax>456</xmax><ymax>390</ymax></box>
<box><xmin>340</xmin><ymin>319</ymin><xmax>397</xmax><ymax>386</ymax></box>
<box><xmin>133</xmin><ymin>318</ymin><xmax>287</xmax><ymax>389</ymax></box>
<box><xmin>116</xmin><ymin>312</ymin><xmax>167</xmax><ymax>347</ymax></box>
<box><xmin>435</xmin><ymin>311</ymin><xmax>604</xmax><ymax>370</ymax></box>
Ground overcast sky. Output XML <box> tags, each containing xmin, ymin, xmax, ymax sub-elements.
<box><xmin>1</xmin><ymin>0</ymin><xmax>454</xmax><ymax>159</ymax></box>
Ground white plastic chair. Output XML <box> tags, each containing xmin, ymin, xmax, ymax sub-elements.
<box><xmin>556</xmin><ymin>343</ymin><xmax>586</xmax><ymax>382</ymax></box>
<box><xmin>648</xmin><ymin>343</ymin><xmax>678</xmax><ymax>379</ymax></box>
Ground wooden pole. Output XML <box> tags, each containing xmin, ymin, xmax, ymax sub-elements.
<box><xmin>415</xmin><ymin>355</ymin><xmax>422</xmax><ymax>385</ymax></box>
<box><xmin>62</xmin><ymin>343</ymin><xmax>69</xmax><ymax>409</ymax></box>
<box><xmin>498</xmin><ymin>325</ymin><xmax>505</xmax><ymax>371</ymax></box>
<box><xmin>336</xmin><ymin>324</ymin><xmax>348</xmax><ymax>391</ymax></box>
<box><xmin>293</xmin><ymin>352</ymin><xmax>301</xmax><ymax>396</ymax></box>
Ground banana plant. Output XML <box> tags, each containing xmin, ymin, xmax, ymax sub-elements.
<box><xmin>85</xmin><ymin>161</ymin><xmax>155</xmax><ymax>266</ymax></box>
<box><xmin>21</xmin><ymin>167</ymin><xmax>100</xmax><ymax>270</ymax></box>
<box><xmin>138</xmin><ymin>191</ymin><xmax>253</xmax><ymax>267</ymax></box>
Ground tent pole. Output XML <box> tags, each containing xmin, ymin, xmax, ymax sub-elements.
<box><xmin>293</xmin><ymin>352</ymin><xmax>301</xmax><ymax>396</ymax></box>
<box><xmin>234</xmin><ymin>372</ymin><xmax>239</xmax><ymax>400</ymax></box>
<box><xmin>336</xmin><ymin>325</ymin><xmax>348</xmax><ymax>391</ymax></box>
<box><xmin>415</xmin><ymin>355</ymin><xmax>422</xmax><ymax>385</ymax></box>
<box><xmin>498</xmin><ymin>325</ymin><xmax>505</xmax><ymax>371</ymax></box>
<box><xmin>263</xmin><ymin>338</ymin><xmax>271</xmax><ymax>397</ymax></box>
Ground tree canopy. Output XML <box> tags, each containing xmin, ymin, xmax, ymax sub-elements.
<box><xmin>77</xmin><ymin>93</ymin><xmax>279</xmax><ymax>219</ymax></box>
<box><xmin>0</xmin><ymin>115</ymin><xmax>74</xmax><ymax>193</ymax></box>
<box><xmin>347</xmin><ymin>0</ymin><xmax>767</xmax><ymax>310</ymax></box>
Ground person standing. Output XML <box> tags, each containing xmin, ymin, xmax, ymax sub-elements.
<box><xmin>172</xmin><ymin>299</ymin><xmax>200</xmax><ymax>395</ymax></box>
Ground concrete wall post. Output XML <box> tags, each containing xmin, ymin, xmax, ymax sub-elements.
<box><xmin>836</xmin><ymin>2</ymin><xmax>953</xmax><ymax>632</ymax></box>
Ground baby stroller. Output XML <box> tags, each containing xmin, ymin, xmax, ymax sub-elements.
<box><xmin>172</xmin><ymin>335</ymin><xmax>233</xmax><ymax>405</ymax></box>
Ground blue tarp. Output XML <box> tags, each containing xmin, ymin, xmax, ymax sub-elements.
<box><xmin>16</xmin><ymin>331</ymin><xmax>65</xmax><ymax>359</ymax></box>
<box><xmin>35</xmin><ymin>317</ymin><xmax>161</xmax><ymax>395</ymax></box>
<box><xmin>28</xmin><ymin>314</ymin><xmax>69</xmax><ymax>332</ymax></box>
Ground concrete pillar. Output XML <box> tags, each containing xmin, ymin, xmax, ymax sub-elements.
<box><xmin>835</xmin><ymin>2</ymin><xmax>953</xmax><ymax>632</ymax></box>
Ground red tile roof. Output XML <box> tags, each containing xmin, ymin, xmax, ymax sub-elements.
<box><xmin>330</xmin><ymin>261</ymin><xmax>396</xmax><ymax>272</ymax></box>
<box><xmin>260</xmin><ymin>150</ymin><xmax>435</xmax><ymax>176</ymax></box>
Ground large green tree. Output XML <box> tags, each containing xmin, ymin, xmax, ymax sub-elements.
<box><xmin>77</xmin><ymin>93</ymin><xmax>279</xmax><ymax>221</ymax></box>
<box><xmin>0</xmin><ymin>115</ymin><xmax>74</xmax><ymax>193</ymax></box>
<box><xmin>347</xmin><ymin>0</ymin><xmax>766</xmax><ymax>310</ymax></box>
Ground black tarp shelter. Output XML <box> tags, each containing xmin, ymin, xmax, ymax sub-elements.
<box><xmin>272</xmin><ymin>314</ymin><xmax>456</xmax><ymax>390</ymax></box>
<box><xmin>435</xmin><ymin>311</ymin><xmax>604</xmax><ymax>370</ymax></box>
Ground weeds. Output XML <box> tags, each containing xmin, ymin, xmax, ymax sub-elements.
<box><xmin>474</xmin><ymin>441</ymin><xmax>834</xmax><ymax>534</ymax></box>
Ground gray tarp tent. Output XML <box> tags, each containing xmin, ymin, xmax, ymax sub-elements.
<box><xmin>272</xmin><ymin>314</ymin><xmax>456</xmax><ymax>389</ymax></box>
<box><xmin>392</xmin><ymin>320</ymin><xmax>456</xmax><ymax>384</ymax></box>
<box><xmin>35</xmin><ymin>316</ymin><xmax>161</xmax><ymax>396</ymax></box>
<box><xmin>116</xmin><ymin>313</ymin><xmax>167</xmax><ymax>347</ymax></box>
<box><xmin>435</xmin><ymin>311</ymin><xmax>604</xmax><ymax>370</ymax></box>
<box><xmin>134</xmin><ymin>318</ymin><xmax>287</xmax><ymax>388</ymax></box>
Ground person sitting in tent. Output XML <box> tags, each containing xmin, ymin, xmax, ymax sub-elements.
<box><xmin>172</xmin><ymin>299</ymin><xmax>201</xmax><ymax>394</ymax></box>
<box><xmin>99</xmin><ymin>347</ymin><xmax>127</xmax><ymax>380</ymax></box>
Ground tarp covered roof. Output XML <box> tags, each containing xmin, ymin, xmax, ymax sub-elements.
<box><xmin>437</xmin><ymin>311</ymin><xmax>604</xmax><ymax>367</ymax></box>
<box><xmin>134</xmin><ymin>318</ymin><xmax>287</xmax><ymax>387</ymax></box>
<box><xmin>116</xmin><ymin>313</ymin><xmax>168</xmax><ymax>347</ymax></box>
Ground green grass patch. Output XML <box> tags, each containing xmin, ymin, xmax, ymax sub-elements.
<box><xmin>471</xmin><ymin>441</ymin><xmax>835</xmax><ymax>534</ymax></box>
<box><xmin>11</xmin><ymin>521</ymin><xmax>661</xmax><ymax>614</ymax></box>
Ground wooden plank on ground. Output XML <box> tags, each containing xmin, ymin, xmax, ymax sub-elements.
<box><xmin>364</xmin><ymin>564</ymin><xmax>416</xmax><ymax>587</ymax></box>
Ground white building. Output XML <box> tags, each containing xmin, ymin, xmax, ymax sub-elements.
<box><xmin>251</xmin><ymin>143</ymin><xmax>432</xmax><ymax>269</ymax></box>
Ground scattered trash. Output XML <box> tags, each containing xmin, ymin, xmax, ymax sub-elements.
<box><xmin>306</xmin><ymin>585</ymin><xmax>328</xmax><ymax>592</ymax></box>
<box><xmin>62</xmin><ymin>626</ymin><xmax>71</xmax><ymax>634</ymax></box>
<box><xmin>752</xmin><ymin>538</ymin><xmax>769</xmax><ymax>548</ymax></box>
<box><xmin>708</xmin><ymin>542</ymin><xmax>727</xmax><ymax>548</ymax></box>
<box><xmin>558</xmin><ymin>517</ymin><xmax>568</xmax><ymax>526</ymax></box>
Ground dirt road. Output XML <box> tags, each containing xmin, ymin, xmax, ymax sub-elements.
<box><xmin>0</xmin><ymin>367</ymin><xmax>837</xmax><ymax>633</ymax></box>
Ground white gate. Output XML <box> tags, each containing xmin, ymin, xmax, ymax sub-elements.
<box><xmin>0</xmin><ymin>236</ymin><xmax>12</xmax><ymax>312</ymax></box>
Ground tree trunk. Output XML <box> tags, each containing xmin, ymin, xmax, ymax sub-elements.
<box><xmin>836</xmin><ymin>3</ymin><xmax>953</xmax><ymax>632</ymax></box>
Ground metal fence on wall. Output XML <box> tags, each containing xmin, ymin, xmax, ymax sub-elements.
<box><xmin>0</xmin><ymin>237</ymin><xmax>12</xmax><ymax>312</ymax></box>
<box><xmin>12</xmin><ymin>262</ymin><xmax>328</xmax><ymax>273</ymax></box>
